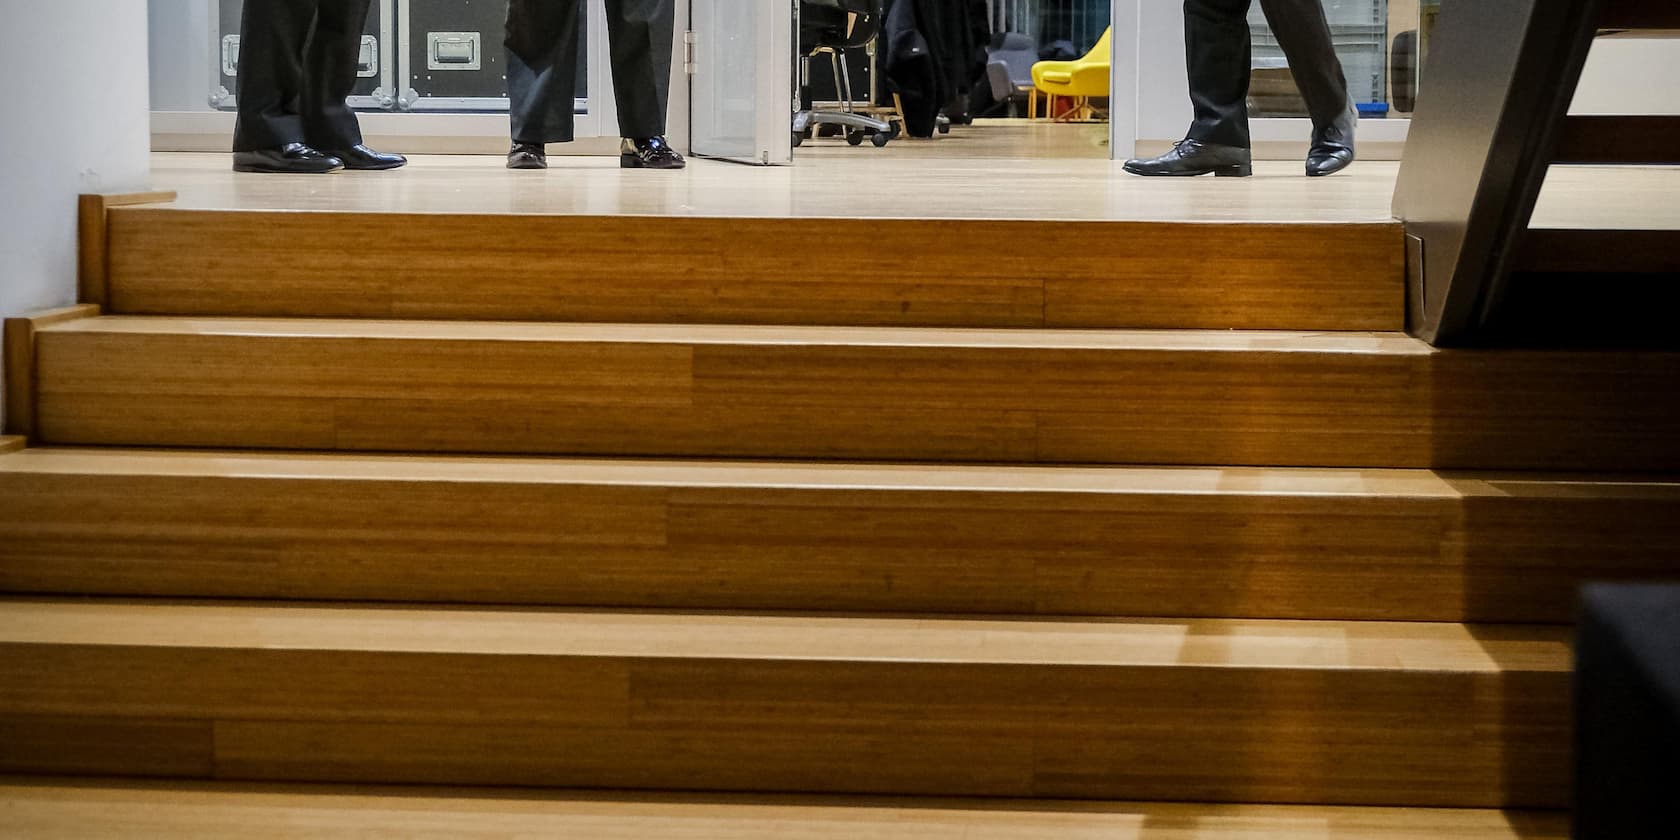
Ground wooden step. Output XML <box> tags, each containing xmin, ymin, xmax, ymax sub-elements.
<box><xmin>0</xmin><ymin>599</ymin><xmax>1571</xmax><ymax>807</ymax></box>
<box><xmin>4</xmin><ymin>447</ymin><xmax>1679</xmax><ymax>623</ymax></box>
<box><xmin>30</xmin><ymin>317</ymin><xmax>1680</xmax><ymax>470</ymax></box>
<box><xmin>0</xmin><ymin>778</ymin><xmax>1570</xmax><ymax>840</ymax></box>
<box><xmin>102</xmin><ymin>208</ymin><xmax>1405</xmax><ymax>331</ymax></box>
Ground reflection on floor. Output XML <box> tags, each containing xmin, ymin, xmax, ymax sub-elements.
<box><xmin>797</xmin><ymin>118</ymin><xmax>1113</xmax><ymax>160</ymax></box>
<box><xmin>146</xmin><ymin>119</ymin><xmax>1679</xmax><ymax>226</ymax></box>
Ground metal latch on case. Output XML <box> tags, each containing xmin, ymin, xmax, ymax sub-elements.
<box><xmin>427</xmin><ymin>32</ymin><xmax>481</xmax><ymax>71</ymax></box>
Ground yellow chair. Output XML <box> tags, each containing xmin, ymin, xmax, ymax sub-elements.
<box><xmin>1031</xmin><ymin>27</ymin><xmax>1112</xmax><ymax>122</ymax></box>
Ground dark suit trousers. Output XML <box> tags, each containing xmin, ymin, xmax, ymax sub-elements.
<box><xmin>1183</xmin><ymin>0</ymin><xmax>1351</xmax><ymax>148</ymax></box>
<box><xmin>507</xmin><ymin>0</ymin><xmax>675</xmax><ymax>143</ymax></box>
<box><xmin>233</xmin><ymin>0</ymin><xmax>370</xmax><ymax>151</ymax></box>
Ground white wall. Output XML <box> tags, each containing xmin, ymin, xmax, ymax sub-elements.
<box><xmin>0</xmin><ymin>1</ymin><xmax>152</xmax><ymax>428</ymax></box>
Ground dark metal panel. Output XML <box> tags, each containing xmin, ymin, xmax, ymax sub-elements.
<box><xmin>1601</xmin><ymin>0</ymin><xmax>1680</xmax><ymax>30</ymax></box>
<box><xmin>1516</xmin><ymin>229</ymin><xmax>1680</xmax><ymax>274</ymax></box>
<box><xmin>1555</xmin><ymin>116</ymin><xmax>1680</xmax><ymax>164</ymax></box>
<box><xmin>216</xmin><ymin>0</ymin><xmax>394</xmax><ymax>109</ymax></box>
<box><xmin>1390</xmin><ymin>0</ymin><xmax>1603</xmax><ymax>345</ymax></box>
<box><xmin>400</xmin><ymin>0</ymin><xmax>585</xmax><ymax>108</ymax></box>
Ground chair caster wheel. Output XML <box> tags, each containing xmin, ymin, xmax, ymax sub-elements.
<box><xmin>846</xmin><ymin>131</ymin><xmax>866</xmax><ymax>146</ymax></box>
<box><xmin>792</xmin><ymin>131</ymin><xmax>804</xmax><ymax>148</ymax></box>
<box><xmin>871</xmin><ymin>132</ymin><xmax>891</xmax><ymax>148</ymax></box>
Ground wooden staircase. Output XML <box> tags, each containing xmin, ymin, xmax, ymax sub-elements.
<box><xmin>6</xmin><ymin>192</ymin><xmax>1676</xmax><ymax>837</ymax></box>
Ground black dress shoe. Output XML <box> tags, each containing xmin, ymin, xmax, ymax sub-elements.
<box><xmin>507</xmin><ymin>142</ymin><xmax>547</xmax><ymax>170</ymax></box>
<box><xmin>620</xmin><ymin>136</ymin><xmax>685</xmax><ymax>170</ymax></box>
<box><xmin>232</xmin><ymin>143</ymin><xmax>344</xmax><ymax>174</ymax></box>
<box><xmin>1123</xmin><ymin>139</ymin><xmax>1252</xmax><ymax>177</ymax></box>
<box><xmin>1307</xmin><ymin>108</ymin><xmax>1357</xmax><ymax>177</ymax></box>
<box><xmin>325</xmin><ymin>144</ymin><xmax>407</xmax><ymax>171</ymax></box>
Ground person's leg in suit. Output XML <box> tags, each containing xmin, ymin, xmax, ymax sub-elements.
<box><xmin>1184</xmin><ymin>0</ymin><xmax>1255</xmax><ymax>151</ymax></box>
<box><xmin>234</xmin><ymin>0</ymin><xmax>335</xmax><ymax>171</ymax></box>
<box><xmin>505</xmin><ymin>0</ymin><xmax>682</xmax><ymax>170</ymax></box>
<box><xmin>506</xmin><ymin>0</ymin><xmax>584</xmax><ymax>158</ymax></box>
<box><xmin>607</xmin><ymin>0</ymin><xmax>682</xmax><ymax>169</ymax></box>
<box><xmin>1259</xmin><ymin>0</ymin><xmax>1356</xmax><ymax>175</ymax></box>
<box><xmin>1125</xmin><ymin>0</ymin><xmax>1257</xmax><ymax>177</ymax></box>
<box><xmin>1125</xmin><ymin>0</ymin><xmax>1355</xmax><ymax>177</ymax></box>
<box><xmin>233</xmin><ymin>0</ymin><xmax>404</xmax><ymax>173</ymax></box>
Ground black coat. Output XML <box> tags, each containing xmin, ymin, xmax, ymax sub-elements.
<box><xmin>882</xmin><ymin>0</ymin><xmax>989</xmax><ymax>136</ymax></box>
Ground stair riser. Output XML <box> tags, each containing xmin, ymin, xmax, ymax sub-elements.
<box><xmin>106</xmin><ymin>210</ymin><xmax>1405</xmax><ymax>332</ymax></box>
<box><xmin>0</xmin><ymin>647</ymin><xmax>1568</xmax><ymax>808</ymax></box>
<box><xmin>33</xmin><ymin>330</ymin><xmax>1680</xmax><ymax>470</ymax></box>
<box><xmin>3</xmin><ymin>471</ymin><xmax>1677</xmax><ymax>623</ymax></box>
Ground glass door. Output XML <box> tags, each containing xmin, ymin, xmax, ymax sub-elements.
<box><xmin>689</xmin><ymin>0</ymin><xmax>794</xmax><ymax>165</ymax></box>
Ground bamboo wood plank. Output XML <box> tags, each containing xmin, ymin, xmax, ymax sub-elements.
<box><xmin>0</xmin><ymin>779</ymin><xmax>1572</xmax><ymax>840</ymax></box>
<box><xmin>104</xmin><ymin>209</ymin><xmax>1405</xmax><ymax>332</ymax></box>
<box><xmin>3</xmin><ymin>448</ymin><xmax>1678</xmax><ymax>623</ymax></box>
<box><xmin>0</xmin><ymin>437</ymin><xmax>24</xmax><ymax>454</ymax></box>
<box><xmin>30</xmin><ymin>317</ymin><xmax>1680</xmax><ymax>471</ymax></box>
<box><xmin>0</xmin><ymin>716</ymin><xmax>213</xmax><ymax>778</ymax></box>
<box><xmin>0</xmin><ymin>600</ymin><xmax>1571</xmax><ymax>807</ymax></box>
<box><xmin>77</xmin><ymin>192</ymin><xmax>177</xmax><ymax>307</ymax></box>
<box><xmin>2</xmin><ymin>306</ymin><xmax>100</xmax><ymax>440</ymax></box>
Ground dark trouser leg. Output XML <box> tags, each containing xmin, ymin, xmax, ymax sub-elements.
<box><xmin>1258</xmin><ymin>0</ymin><xmax>1352</xmax><ymax>130</ymax></box>
<box><xmin>507</xmin><ymin>0</ymin><xmax>585</xmax><ymax>144</ymax></box>
<box><xmin>234</xmin><ymin>0</ymin><xmax>317</xmax><ymax>151</ymax></box>
<box><xmin>1183</xmin><ymin>0</ymin><xmax>1254</xmax><ymax>148</ymax></box>
<box><xmin>605</xmin><ymin>0</ymin><xmax>675</xmax><ymax>139</ymax></box>
<box><xmin>302</xmin><ymin>0</ymin><xmax>372</xmax><ymax>150</ymax></box>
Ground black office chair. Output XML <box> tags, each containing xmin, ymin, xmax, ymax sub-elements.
<box><xmin>794</xmin><ymin>0</ymin><xmax>897</xmax><ymax>148</ymax></box>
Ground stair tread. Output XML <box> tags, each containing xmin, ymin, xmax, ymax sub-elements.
<box><xmin>4</xmin><ymin>445</ymin><xmax>1678</xmax><ymax>499</ymax></box>
<box><xmin>0</xmin><ymin>598</ymin><xmax>1572</xmax><ymax>673</ymax></box>
<box><xmin>39</xmin><ymin>315</ymin><xmax>1429</xmax><ymax>354</ymax></box>
<box><xmin>0</xmin><ymin>778</ymin><xmax>1569</xmax><ymax>839</ymax></box>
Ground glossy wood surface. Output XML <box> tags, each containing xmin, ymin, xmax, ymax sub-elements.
<box><xmin>3</xmin><ymin>447</ymin><xmax>1677</xmax><ymax>623</ymax></box>
<box><xmin>31</xmin><ymin>316</ymin><xmax>1680</xmax><ymax>471</ymax></box>
<box><xmin>105</xmin><ymin>209</ymin><xmax>1405</xmax><ymax>332</ymax></box>
<box><xmin>146</xmin><ymin>152</ymin><xmax>1680</xmax><ymax>230</ymax></box>
<box><xmin>150</xmin><ymin>152</ymin><xmax>1403</xmax><ymax>223</ymax></box>
<box><xmin>0</xmin><ymin>599</ymin><xmax>1571</xmax><ymax>807</ymax></box>
<box><xmin>0</xmin><ymin>778</ymin><xmax>1571</xmax><ymax>840</ymax></box>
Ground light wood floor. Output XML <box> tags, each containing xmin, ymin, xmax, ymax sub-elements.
<box><xmin>0</xmin><ymin>779</ymin><xmax>1569</xmax><ymax>840</ymax></box>
<box><xmin>144</xmin><ymin>149</ymin><xmax>1679</xmax><ymax>226</ymax></box>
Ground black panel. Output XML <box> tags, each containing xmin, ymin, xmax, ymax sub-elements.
<box><xmin>1575</xmin><ymin>584</ymin><xmax>1680</xmax><ymax>839</ymax></box>
<box><xmin>219</xmin><ymin>0</ymin><xmax>388</xmax><ymax>105</ymax></box>
<box><xmin>405</xmin><ymin>0</ymin><xmax>585</xmax><ymax>105</ymax></box>
<box><xmin>802</xmin><ymin>49</ymin><xmax>877</xmax><ymax>107</ymax></box>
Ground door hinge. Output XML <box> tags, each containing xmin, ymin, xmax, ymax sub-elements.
<box><xmin>683</xmin><ymin>31</ymin><xmax>697</xmax><ymax>75</ymax></box>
